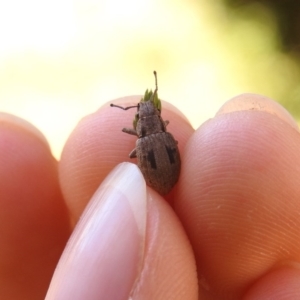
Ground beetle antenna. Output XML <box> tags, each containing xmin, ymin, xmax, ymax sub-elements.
<box><xmin>153</xmin><ymin>70</ymin><xmax>158</xmax><ymax>98</ymax></box>
<box><xmin>110</xmin><ymin>103</ymin><xmax>138</xmax><ymax>110</ymax></box>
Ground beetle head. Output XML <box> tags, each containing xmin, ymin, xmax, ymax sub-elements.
<box><xmin>133</xmin><ymin>71</ymin><xmax>162</xmax><ymax>128</ymax></box>
<box><xmin>111</xmin><ymin>71</ymin><xmax>162</xmax><ymax>129</ymax></box>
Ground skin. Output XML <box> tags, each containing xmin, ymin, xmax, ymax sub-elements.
<box><xmin>1</xmin><ymin>93</ymin><xmax>300</xmax><ymax>299</ymax></box>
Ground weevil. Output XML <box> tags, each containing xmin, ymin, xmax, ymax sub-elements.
<box><xmin>110</xmin><ymin>71</ymin><xmax>181</xmax><ymax>195</ymax></box>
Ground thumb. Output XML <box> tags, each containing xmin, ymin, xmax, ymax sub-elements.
<box><xmin>46</xmin><ymin>163</ymin><xmax>197</xmax><ymax>299</ymax></box>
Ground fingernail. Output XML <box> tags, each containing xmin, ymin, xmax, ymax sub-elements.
<box><xmin>0</xmin><ymin>112</ymin><xmax>50</xmax><ymax>146</ymax></box>
<box><xmin>46</xmin><ymin>162</ymin><xmax>147</xmax><ymax>300</ymax></box>
<box><xmin>216</xmin><ymin>93</ymin><xmax>299</xmax><ymax>131</ymax></box>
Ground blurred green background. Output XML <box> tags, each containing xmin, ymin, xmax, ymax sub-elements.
<box><xmin>1</xmin><ymin>0</ymin><xmax>299</xmax><ymax>158</ymax></box>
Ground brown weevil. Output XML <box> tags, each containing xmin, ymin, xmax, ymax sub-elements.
<box><xmin>110</xmin><ymin>71</ymin><xmax>181</xmax><ymax>195</ymax></box>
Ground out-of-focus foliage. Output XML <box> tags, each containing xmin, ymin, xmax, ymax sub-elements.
<box><xmin>223</xmin><ymin>0</ymin><xmax>300</xmax><ymax>119</ymax></box>
<box><xmin>225</xmin><ymin>0</ymin><xmax>300</xmax><ymax>53</ymax></box>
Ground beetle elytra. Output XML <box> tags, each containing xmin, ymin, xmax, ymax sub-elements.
<box><xmin>110</xmin><ymin>71</ymin><xmax>181</xmax><ymax>195</ymax></box>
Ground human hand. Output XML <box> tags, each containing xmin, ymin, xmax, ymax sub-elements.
<box><xmin>1</xmin><ymin>94</ymin><xmax>300</xmax><ymax>299</ymax></box>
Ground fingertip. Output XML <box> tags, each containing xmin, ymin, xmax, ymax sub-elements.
<box><xmin>174</xmin><ymin>94</ymin><xmax>300</xmax><ymax>297</ymax></box>
<box><xmin>216</xmin><ymin>93</ymin><xmax>299</xmax><ymax>131</ymax></box>
<box><xmin>46</xmin><ymin>163</ymin><xmax>147</xmax><ymax>300</ymax></box>
<box><xmin>0</xmin><ymin>112</ymin><xmax>50</xmax><ymax>148</ymax></box>
<box><xmin>59</xmin><ymin>100</ymin><xmax>140</xmax><ymax>222</ymax></box>
<box><xmin>47</xmin><ymin>163</ymin><xmax>198</xmax><ymax>299</ymax></box>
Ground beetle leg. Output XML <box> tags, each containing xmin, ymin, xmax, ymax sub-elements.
<box><xmin>122</xmin><ymin>128</ymin><xmax>137</xmax><ymax>136</ymax></box>
<box><xmin>164</xmin><ymin>120</ymin><xmax>169</xmax><ymax>126</ymax></box>
<box><xmin>129</xmin><ymin>148</ymin><xmax>137</xmax><ymax>158</ymax></box>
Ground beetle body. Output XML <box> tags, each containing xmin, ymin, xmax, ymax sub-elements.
<box><xmin>111</xmin><ymin>71</ymin><xmax>181</xmax><ymax>195</ymax></box>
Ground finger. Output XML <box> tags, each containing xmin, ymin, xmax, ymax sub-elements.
<box><xmin>174</xmin><ymin>94</ymin><xmax>300</xmax><ymax>298</ymax></box>
<box><xmin>59</xmin><ymin>96</ymin><xmax>194</xmax><ymax>223</ymax></box>
<box><xmin>46</xmin><ymin>163</ymin><xmax>198</xmax><ymax>300</ymax></box>
<box><xmin>0</xmin><ymin>114</ymin><xmax>70</xmax><ymax>300</ymax></box>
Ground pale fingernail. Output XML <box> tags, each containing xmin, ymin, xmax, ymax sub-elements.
<box><xmin>46</xmin><ymin>162</ymin><xmax>147</xmax><ymax>300</ymax></box>
<box><xmin>0</xmin><ymin>112</ymin><xmax>50</xmax><ymax>146</ymax></box>
<box><xmin>216</xmin><ymin>93</ymin><xmax>299</xmax><ymax>131</ymax></box>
